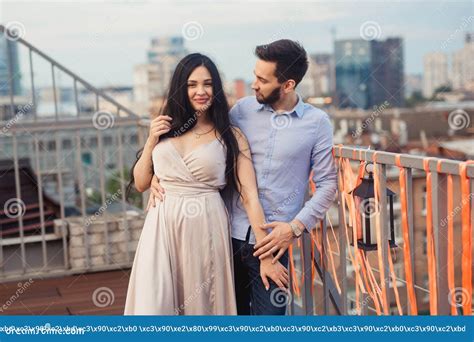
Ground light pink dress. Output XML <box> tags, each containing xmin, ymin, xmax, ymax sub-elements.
<box><xmin>124</xmin><ymin>138</ymin><xmax>237</xmax><ymax>315</ymax></box>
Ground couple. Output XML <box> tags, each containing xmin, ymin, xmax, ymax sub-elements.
<box><xmin>123</xmin><ymin>39</ymin><xmax>337</xmax><ymax>315</ymax></box>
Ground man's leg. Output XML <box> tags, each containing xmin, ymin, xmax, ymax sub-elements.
<box><xmin>232</xmin><ymin>229</ymin><xmax>253</xmax><ymax>315</ymax></box>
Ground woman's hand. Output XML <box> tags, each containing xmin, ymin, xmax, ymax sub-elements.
<box><xmin>146</xmin><ymin>115</ymin><xmax>172</xmax><ymax>148</ymax></box>
<box><xmin>259</xmin><ymin>257</ymin><xmax>289</xmax><ymax>292</ymax></box>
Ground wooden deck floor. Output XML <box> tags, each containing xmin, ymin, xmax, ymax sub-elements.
<box><xmin>0</xmin><ymin>269</ymin><xmax>131</xmax><ymax>315</ymax></box>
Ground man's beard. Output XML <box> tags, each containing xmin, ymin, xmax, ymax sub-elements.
<box><xmin>256</xmin><ymin>85</ymin><xmax>281</xmax><ymax>105</ymax></box>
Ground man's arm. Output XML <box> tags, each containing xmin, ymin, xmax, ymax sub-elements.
<box><xmin>294</xmin><ymin>113</ymin><xmax>338</xmax><ymax>231</ymax></box>
<box><xmin>253</xmin><ymin>113</ymin><xmax>337</xmax><ymax>263</ymax></box>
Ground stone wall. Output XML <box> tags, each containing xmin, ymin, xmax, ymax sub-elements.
<box><xmin>62</xmin><ymin>211</ymin><xmax>145</xmax><ymax>270</ymax></box>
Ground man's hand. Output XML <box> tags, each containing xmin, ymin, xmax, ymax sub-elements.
<box><xmin>145</xmin><ymin>175</ymin><xmax>165</xmax><ymax>210</ymax></box>
<box><xmin>260</xmin><ymin>257</ymin><xmax>289</xmax><ymax>292</ymax></box>
<box><xmin>253</xmin><ymin>221</ymin><xmax>300</xmax><ymax>264</ymax></box>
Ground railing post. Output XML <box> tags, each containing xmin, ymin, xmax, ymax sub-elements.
<box><xmin>12</xmin><ymin>133</ymin><xmax>27</xmax><ymax>273</ymax></box>
<box><xmin>33</xmin><ymin>134</ymin><xmax>48</xmax><ymax>269</ymax></box>
<box><xmin>54</xmin><ymin>131</ymin><xmax>69</xmax><ymax>270</ymax></box>
<box><xmin>117</xmin><ymin>127</ymin><xmax>131</xmax><ymax>263</ymax></box>
<box><xmin>321</xmin><ymin>218</ymin><xmax>330</xmax><ymax>315</ymax></box>
<box><xmin>52</xmin><ymin>64</ymin><xmax>59</xmax><ymax>121</ymax></box>
<box><xmin>74</xmin><ymin>79</ymin><xmax>80</xmax><ymax>118</ymax></box>
<box><xmin>97</xmin><ymin>129</ymin><xmax>110</xmax><ymax>265</ymax></box>
<box><xmin>29</xmin><ymin>49</ymin><xmax>37</xmax><ymax>121</ymax></box>
<box><xmin>405</xmin><ymin>168</ymin><xmax>416</xmax><ymax>314</ymax></box>
<box><xmin>301</xmin><ymin>230</ymin><xmax>314</xmax><ymax>315</ymax></box>
<box><xmin>6</xmin><ymin>36</ymin><xmax>15</xmax><ymax>121</ymax></box>
<box><xmin>375</xmin><ymin>162</ymin><xmax>391</xmax><ymax>314</ymax></box>
<box><xmin>75</xmin><ymin>131</ymin><xmax>90</xmax><ymax>269</ymax></box>
<box><xmin>288</xmin><ymin>263</ymin><xmax>295</xmax><ymax>315</ymax></box>
<box><xmin>432</xmin><ymin>170</ymin><xmax>449</xmax><ymax>314</ymax></box>
<box><xmin>337</xmin><ymin>177</ymin><xmax>348</xmax><ymax>315</ymax></box>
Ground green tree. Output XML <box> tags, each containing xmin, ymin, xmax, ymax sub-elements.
<box><xmin>106</xmin><ymin>168</ymin><xmax>142</xmax><ymax>208</ymax></box>
<box><xmin>405</xmin><ymin>91</ymin><xmax>426</xmax><ymax>107</ymax></box>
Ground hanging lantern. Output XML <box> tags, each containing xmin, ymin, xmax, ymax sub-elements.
<box><xmin>349</xmin><ymin>163</ymin><xmax>397</xmax><ymax>251</ymax></box>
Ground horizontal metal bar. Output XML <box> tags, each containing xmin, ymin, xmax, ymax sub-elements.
<box><xmin>3</xmin><ymin>116</ymin><xmax>140</xmax><ymax>133</ymax></box>
<box><xmin>334</xmin><ymin>146</ymin><xmax>474</xmax><ymax>178</ymax></box>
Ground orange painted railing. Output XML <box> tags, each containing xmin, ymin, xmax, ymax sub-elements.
<box><xmin>288</xmin><ymin>146</ymin><xmax>473</xmax><ymax>316</ymax></box>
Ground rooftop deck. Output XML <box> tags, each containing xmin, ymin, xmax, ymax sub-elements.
<box><xmin>0</xmin><ymin>269</ymin><xmax>130</xmax><ymax>315</ymax></box>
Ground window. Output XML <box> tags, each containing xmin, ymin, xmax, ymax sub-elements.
<box><xmin>82</xmin><ymin>152</ymin><xmax>92</xmax><ymax>165</ymax></box>
<box><xmin>62</xmin><ymin>139</ymin><xmax>72</xmax><ymax>149</ymax></box>
<box><xmin>89</xmin><ymin>137</ymin><xmax>98</xmax><ymax>147</ymax></box>
<box><xmin>103</xmin><ymin>136</ymin><xmax>113</xmax><ymax>146</ymax></box>
<box><xmin>47</xmin><ymin>140</ymin><xmax>56</xmax><ymax>151</ymax></box>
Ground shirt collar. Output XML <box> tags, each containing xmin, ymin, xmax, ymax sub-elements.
<box><xmin>257</xmin><ymin>93</ymin><xmax>305</xmax><ymax>118</ymax></box>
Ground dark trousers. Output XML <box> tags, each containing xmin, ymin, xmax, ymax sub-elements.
<box><xmin>232</xmin><ymin>226</ymin><xmax>289</xmax><ymax>315</ymax></box>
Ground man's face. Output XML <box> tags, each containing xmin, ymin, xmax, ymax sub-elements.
<box><xmin>251</xmin><ymin>59</ymin><xmax>282</xmax><ymax>104</ymax></box>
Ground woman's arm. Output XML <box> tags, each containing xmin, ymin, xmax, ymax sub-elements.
<box><xmin>133</xmin><ymin>140</ymin><xmax>155</xmax><ymax>192</ymax></box>
<box><xmin>134</xmin><ymin>115</ymin><xmax>172</xmax><ymax>192</ymax></box>
<box><xmin>232</xmin><ymin>127</ymin><xmax>289</xmax><ymax>291</ymax></box>
<box><xmin>232</xmin><ymin>127</ymin><xmax>267</xmax><ymax>244</ymax></box>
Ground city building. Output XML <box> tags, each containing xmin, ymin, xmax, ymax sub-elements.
<box><xmin>451</xmin><ymin>32</ymin><xmax>474</xmax><ymax>92</ymax></box>
<box><xmin>334</xmin><ymin>37</ymin><xmax>404</xmax><ymax>109</ymax></box>
<box><xmin>335</xmin><ymin>39</ymin><xmax>372</xmax><ymax>109</ymax></box>
<box><xmin>133</xmin><ymin>37</ymin><xmax>188</xmax><ymax>114</ymax></box>
<box><xmin>405</xmin><ymin>74</ymin><xmax>423</xmax><ymax>98</ymax></box>
<box><xmin>371</xmin><ymin>38</ymin><xmax>404</xmax><ymax>108</ymax></box>
<box><xmin>299</xmin><ymin>53</ymin><xmax>335</xmax><ymax>99</ymax></box>
<box><xmin>423</xmin><ymin>52</ymin><xmax>449</xmax><ymax>98</ymax></box>
<box><xmin>0</xmin><ymin>38</ymin><xmax>22</xmax><ymax>97</ymax></box>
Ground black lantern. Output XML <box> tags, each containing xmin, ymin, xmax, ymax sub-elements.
<box><xmin>349</xmin><ymin>163</ymin><xmax>397</xmax><ymax>251</ymax></box>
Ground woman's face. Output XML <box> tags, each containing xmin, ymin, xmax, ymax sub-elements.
<box><xmin>187</xmin><ymin>65</ymin><xmax>213</xmax><ymax>114</ymax></box>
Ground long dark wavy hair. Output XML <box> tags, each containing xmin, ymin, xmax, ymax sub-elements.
<box><xmin>126</xmin><ymin>53</ymin><xmax>243</xmax><ymax>209</ymax></box>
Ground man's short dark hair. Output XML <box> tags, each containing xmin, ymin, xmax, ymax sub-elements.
<box><xmin>254</xmin><ymin>39</ymin><xmax>309</xmax><ymax>87</ymax></box>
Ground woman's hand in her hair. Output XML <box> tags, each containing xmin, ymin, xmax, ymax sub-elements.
<box><xmin>146</xmin><ymin>115</ymin><xmax>172</xmax><ymax>147</ymax></box>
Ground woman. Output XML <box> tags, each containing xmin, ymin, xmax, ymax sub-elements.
<box><xmin>123</xmin><ymin>53</ymin><xmax>288</xmax><ymax>315</ymax></box>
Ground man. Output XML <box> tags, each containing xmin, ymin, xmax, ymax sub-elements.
<box><xmin>148</xmin><ymin>39</ymin><xmax>337</xmax><ymax>315</ymax></box>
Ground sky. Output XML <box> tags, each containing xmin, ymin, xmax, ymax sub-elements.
<box><xmin>1</xmin><ymin>0</ymin><xmax>472</xmax><ymax>87</ymax></box>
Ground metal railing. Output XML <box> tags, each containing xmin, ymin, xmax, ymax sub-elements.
<box><xmin>289</xmin><ymin>146</ymin><xmax>473</xmax><ymax>315</ymax></box>
<box><xmin>0</xmin><ymin>25</ymin><xmax>138</xmax><ymax>122</ymax></box>
<box><xmin>0</xmin><ymin>24</ymin><xmax>145</xmax><ymax>280</ymax></box>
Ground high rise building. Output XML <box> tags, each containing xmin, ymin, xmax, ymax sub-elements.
<box><xmin>133</xmin><ymin>64</ymin><xmax>161</xmax><ymax>105</ymax></box>
<box><xmin>133</xmin><ymin>37</ymin><xmax>188</xmax><ymax>108</ymax></box>
<box><xmin>334</xmin><ymin>39</ymin><xmax>372</xmax><ymax>109</ymax></box>
<box><xmin>299</xmin><ymin>53</ymin><xmax>335</xmax><ymax>98</ymax></box>
<box><xmin>0</xmin><ymin>38</ymin><xmax>22</xmax><ymax>97</ymax></box>
<box><xmin>335</xmin><ymin>37</ymin><xmax>404</xmax><ymax>109</ymax></box>
<box><xmin>312</xmin><ymin>53</ymin><xmax>336</xmax><ymax>96</ymax></box>
<box><xmin>405</xmin><ymin>74</ymin><xmax>423</xmax><ymax>98</ymax></box>
<box><xmin>423</xmin><ymin>52</ymin><xmax>449</xmax><ymax>98</ymax></box>
<box><xmin>451</xmin><ymin>32</ymin><xmax>474</xmax><ymax>91</ymax></box>
<box><xmin>147</xmin><ymin>37</ymin><xmax>188</xmax><ymax>93</ymax></box>
<box><xmin>371</xmin><ymin>38</ymin><xmax>404</xmax><ymax>107</ymax></box>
